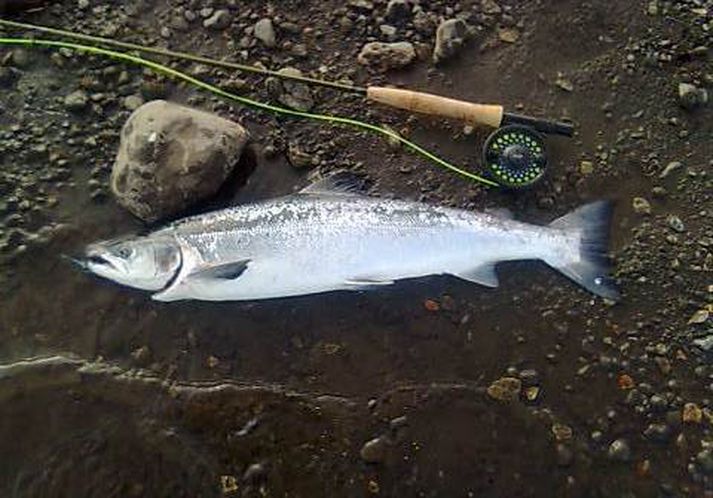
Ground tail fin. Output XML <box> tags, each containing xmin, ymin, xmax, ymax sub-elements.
<box><xmin>545</xmin><ymin>201</ymin><xmax>620</xmax><ymax>301</ymax></box>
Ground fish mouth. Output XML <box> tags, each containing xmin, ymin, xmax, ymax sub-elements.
<box><xmin>62</xmin><ymin>253</ymin><xmax>115</xmax><ymax>272</ymax></box>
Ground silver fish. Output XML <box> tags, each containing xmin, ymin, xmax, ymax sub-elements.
<box><xmin>79</xmin><ymin>172</ymin><xmax>619</xmax><ymax>302</ymax></box>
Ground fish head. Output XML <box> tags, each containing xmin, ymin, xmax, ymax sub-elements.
<box><xmin>82</xmin><ymin>235</ymin><xmax>181</xmax><ymax>291</ymax></box>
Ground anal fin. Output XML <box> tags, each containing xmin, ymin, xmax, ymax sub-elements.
<box><xmin>454</xmin><ymin>264</ymin><xmax>499</xmax><ymax>288</ymax></box>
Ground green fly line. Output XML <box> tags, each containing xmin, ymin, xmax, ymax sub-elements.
<box><xmin>0</xmin><ymin>34</ymin><xmax>498</xmax><ymax>187</ymax></box>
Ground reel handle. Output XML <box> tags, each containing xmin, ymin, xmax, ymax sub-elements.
<box><xmin>366</xmin><ymin>86</ymin><xmax>504</xmax><ymax>128</ymax></box>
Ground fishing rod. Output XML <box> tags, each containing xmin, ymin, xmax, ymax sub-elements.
<box><xmin>0</xmin><ymin>18</ymin><xmax>575</xmax><ymax>188</ymax></box>
<box><xmin>0</xmin><ymin>36</ymin><xmax>498</xmax><ymax>187</ymax></box>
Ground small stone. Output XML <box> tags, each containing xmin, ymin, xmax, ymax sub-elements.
<box><xmin>0</xmin><ymin>66</ymin><xmax>20</xmax><ymax>89</ymax></box>
<box><xmin>608</xmin><ymin>439</ymin><xmax>631</xmax><ymax>462</ymax></box>
<box><xmin>379</xmin><ymin>24</ymin><xmax>398</xmax><ymax>38</ymax></box>
<box><xmin>358</xmin><ymin>41</ymin><xmax>416</xmax><ymax>71</ymax></box>
<box><xmin>487</xmin><ymin>376</ymin><xmax>522</xmax><ymax>402</ymax></box>
<box><xmin>617</xmin><ymin>373</ymin><xmax>635</xmax><ymax>390</ymax></box>
<box><xmin>688</xmin><ymin>308</ymin><xmax>710</xmax><ymax>325</ymax></box>
<box><xmin>678</xmin><ymin>83</ymin><xmax>708</xmax><ymax>110</ymax></box>
<box><xmin>552</xmin><ymin>423</ymin><xmax>573</xmax><ymax>441</ymax></box>
<box><xmin>524</xmin><ymin>386</ymin><xmax>540</xmax><ymax>401</ymax></box>
<box><xmin>555</xmin><ymin>74</ymin><xmax>574</xmax><ymax>92</ymax></box>
<box><xmin>579</xmin><ymin>161</ymin><xmax>594</xmax><ymax>175</ymax></box>
<box><xmin>10</xmin><ymin>48</ymin><xmax>31</xmax><ymax>68</ymax></box>
<box><xmin>287</xmin><ymin>143</ymin><xmax>314</xmax><ymax>168</ymax></box>
<box><xmin>696</xmin><ymin>449</ymin><xmax>713</xmax><ymax>475</ymax></box>
<box><xmin>666</xmin><ymin>215</ymin><xmax>685</xmax><ymax>232</ymax></box>
<box><xmin>219</xmin><ymin>475</ymin><xmax>239</xmax><ymax>494</ymax></box>
<box><xmin>643</xmin><ymin>423</ymin><xmax>671</xmax><ymax>443</ymax></box>
<box><xmin>659</xmin><ymin>161</ymin><xmax>682</xmax><ymax>179</ymax></box>
<box><xmin>498</xmin><ymin>28</ymin><xmax>519</xmax><ymax>43</ymax></box>
<box><xmin>482</xmin><ymin>0</ymin><xmax>502</xmax><ymax>15</ymax></box>
<box><xmin>385</xmin><ymin>0</ymin><xmax>411</xmax><ymax>23</ymax></box>
<box><xmin>130</xmin><ymin>345</ymin><xmax>151</xmax><ymax>366</ymax></box>
<box><xmin>64</xmin><ymin>90</ymin><xmax>89</xmax><ymax>111</ymax></box>
<box><xmin>203</xmin><ymin>9</ymin><xmax>232</xmax><ymax>30</ymax></box>
<box><xmin>242</xmin><ymin>463</ymin><xmax>266</xmax><ymax>483</ymax></box>
<box><xmin>423</xmin><ymin>298</ymin><xmax>440</xmax><ymax>312</ymax></box>
<box><xmin>632</xmin><ymin>197</ymin><xmax>651</xmax><ymax>215</ymax></box>
<box><xmin>682</xmin><ymin>402</ymin><xmax>702</xmax><ymax>424</ymax></box>
<box><xmin>123</xmin><ymin>94</ymin><xmax>144</xmax><ymax>111</ymax></box>
<box><xmin>360</xmin><ymin>436</ymin><xmax>389</xmax><ymax>463</ymax></box>
<box><xmin>254</xmin><ymin>18</ymin><xmax>276</xmax><ymax>48</ymax></box>
<box><xmin>433</xmin><ymin>19</ymin><xmax>471</xmax><ymax>63</ymax></box>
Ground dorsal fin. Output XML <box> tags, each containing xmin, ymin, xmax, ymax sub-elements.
<box><xmin>298</xmin><ymin>171</ymin><xmax>370</xmax><ymax>196</ymax></box>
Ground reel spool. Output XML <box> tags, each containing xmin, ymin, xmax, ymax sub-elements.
<box><xmin>482</xmin><ymin>125</ymin><xmax>547</xmax><ymax>189</ymax></box>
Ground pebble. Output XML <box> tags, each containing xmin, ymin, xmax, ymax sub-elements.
<box><xmin>678</xmin><ymin>83</ymin><xmax>708</xmax><ymax>110</ymax></box>
<box><xmin>203</xmin><ymin>9</ymin><xmax>232</xmax><ymax>30</ymax></box>
<box><xmin>64</xmin><ymin>90</ymin><xmax>89</xmax><ymax>111</ymax></box>
<box><xmin>360</xmin><ymin>436</ymin><xmax>389</xmax><ymax>463</ymax></box>
<box><xmin>607</xmin><ymin>439</ymin><xmax>631</xmax><ymax>462</ymax></box>
<box><xmin>123</xmin><ymin>94</ymin><xmax>144</xmax><ymax>111</ymax></box>
<box><xmin>666</xmin><ymin>215</ymin><xmax>685</xmax><ymax>233</ymax></box>
<box><xmin>552</xmin><ymin>423</ymin><xmax>573</xmax><ymax>441</ymax></box>
<box><xmin>242</xmin><ymin>462</ymin><xmax>266</xmax><ymax>483</ymax></box>
<box><xmin>579</xmin><ymin>161</ymin><xmax>594</xmax><ymax>175</ymax></box>
<box><xmin>358</xmin><ymin>41</ymin><xmax>416</xmax><ymax>71</ymax></box>
<box><xmin>219</xmin><ymin>475</ymin><xmax>239</xmax><ymax>494</ymax></box>
<box><xmin>254</xmin><ymin>18</ymin><xmax>277</xmax><ymax>48</ymax></box>
<box><xmin>632</xmin><ymin>197</ymin><xmax>651</xmax><ymax>215</ymax></box>
<box><xmin>695</xmin><ymin>448</ymin><xmax>713</xmax><ymax>475</ymax></box>
<box><xmin>498</xmin><ymin>28</ymin><xmax>519</xmax><ymax>43</ymax></box>
<box><xmin>379</xmin><ymin>24</ymin><xmax>398</xmax><ymax>38</ymax></box>
<box><xmin>659</xmin><ymin>161</ymin><xmax>682</xmax><ymax>179</ymax></box>
<box><xmin>643</xmin><ymin>422</ymin><xmax>671</xmax><ymax>443</ymax></box>
<box><xmin>482</xmin><ymin>0</ymin><xmax>502</xmax><ymax>15</ymax></box>
<box><xmin>385</xmin><ymin>0</ymin><xmax>411</xmax><ymax>23</ymax></box>
<box><xmin>287</xmin><ymin>143</ymin><xmax>314</xmax><ymax>168</ymax></box>
<box><xmin>0</xmin><ymin>66</ymin><xmax>20</xmax><ymax>89</ymax></box>
<box><xmin>487</xmin><ymin>376</ymin><xmax>521</xmax><ymax>402</ymax></box>
<box><xmin>682</xmin><ymin>402</ymin><xmax>702</xmax><ymax>423</ymax></box>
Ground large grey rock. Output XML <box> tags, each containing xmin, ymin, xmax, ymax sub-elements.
<box><xmin>111</xmin><ymin>100</ymin><xmax>249</xmax><ymax>222</ymax></box>
<box><xmin>357</xmin><ymin>41</ymin><xmax>416</xmax><ymax>71</ymax></box>
<box><xmin>433</xmin><ymin>18</ymin><xmax>472</xmax><ymax>63</ymax></box>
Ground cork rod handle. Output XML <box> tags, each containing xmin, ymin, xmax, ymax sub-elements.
<box><xmin>366</xmin><ymin>86</ymin><xmax>504</xmax><ymax>128</ymax></box>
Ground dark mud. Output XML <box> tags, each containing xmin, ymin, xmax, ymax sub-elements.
<box><xmin>1</xmin><ymin>1</ymin><xmax>712</xmax><ymax>497</ymax></box>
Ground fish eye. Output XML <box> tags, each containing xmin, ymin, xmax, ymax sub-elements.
<box><xmin>117</xmin><ymin>247</ymin><xmax>133</xmax><ymax>259</ymax></box>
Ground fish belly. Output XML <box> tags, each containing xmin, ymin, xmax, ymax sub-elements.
<box><xmin>173</xmin><ymin>222</ymin><xmax>539</xmax><ymax>301</ymax></box>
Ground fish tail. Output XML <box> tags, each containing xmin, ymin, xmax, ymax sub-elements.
<box><xmin>544</xmin><ymin>201</ymin><xmax>620</xmax><ymax>301</ymax></box>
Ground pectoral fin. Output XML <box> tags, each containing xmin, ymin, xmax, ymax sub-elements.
<box><xmin>188</xmin><ymin>260</ymin><xmax>251</xmax><ymax>280</ymax></box>
<box><xmin>454</xmin><ymin>264</ymin><xmax>499</xmax><ymax>288</ymax></box>
<box><xmin>344</xmin><ymin>276</ymin><xmax>395</xmax><ymax>290</ymax></box>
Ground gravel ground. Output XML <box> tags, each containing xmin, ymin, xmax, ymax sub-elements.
<box><xmin>0</xmin><ymin>0</ymin><xmax>711</xmax><ymax>497</ymax></box>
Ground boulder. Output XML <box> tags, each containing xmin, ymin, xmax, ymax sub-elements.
<box><xmin>111</xmin><ymin>100</ymin><xmax>249</xmax><ymax>222</ymax></box>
